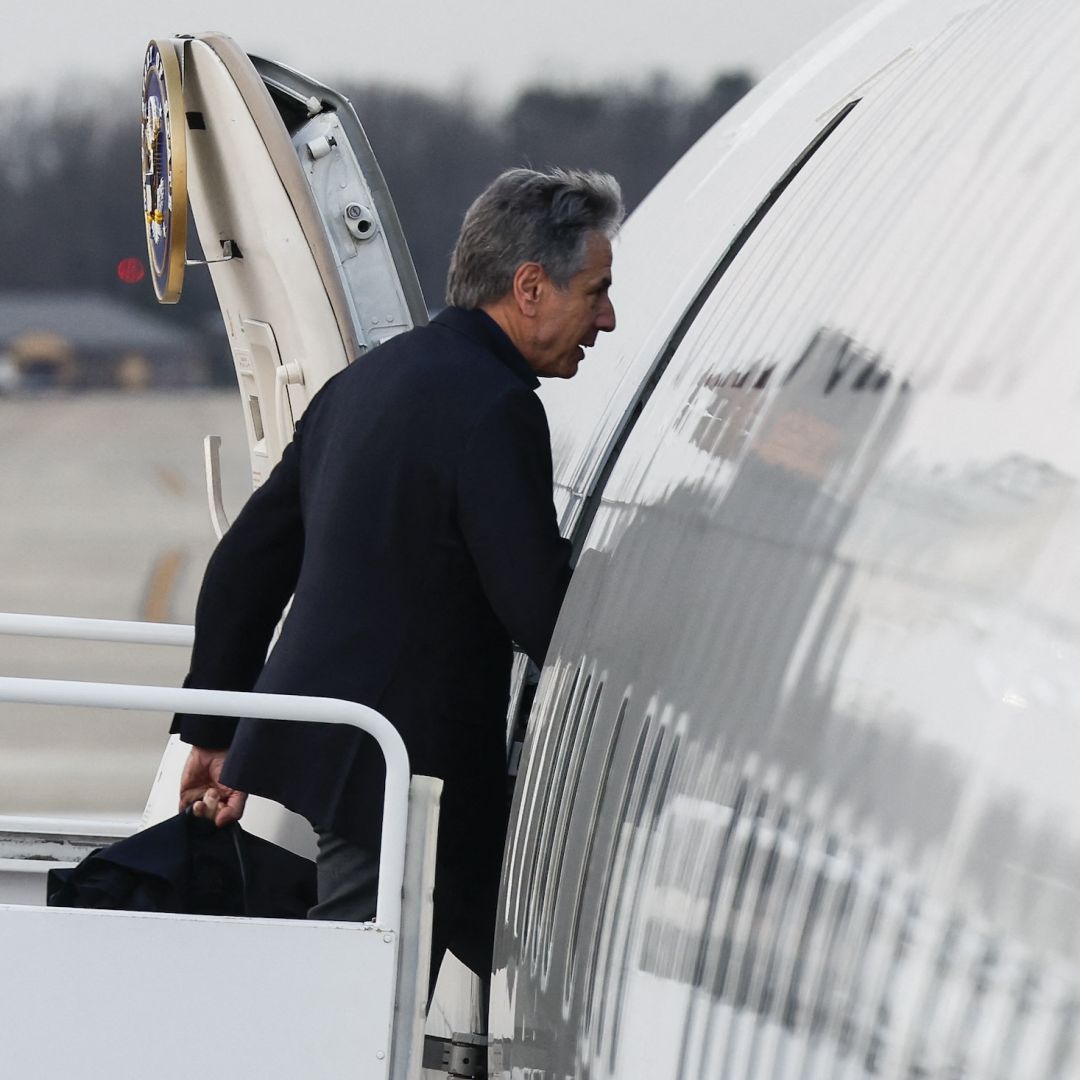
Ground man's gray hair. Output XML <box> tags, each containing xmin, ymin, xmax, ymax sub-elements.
<box><xmin>446</xmin><ymin>167</ymin><xmax>624</xmax><ymax>309</ymax></box>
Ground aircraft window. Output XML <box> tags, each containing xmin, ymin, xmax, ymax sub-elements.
<box><xmin>570</xmin><ymin>98</ymin><xmax>861</xmax><ymax>560</ymax></box>
<box><xmin>564</xmin><ymin>694</ymin><xmax>627</xmax><ymax>1006</ymax></box>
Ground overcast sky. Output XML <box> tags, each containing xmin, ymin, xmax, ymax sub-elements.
<box><xmin>6</xmin><ymin>0</ymin><xmax>870</xmax><ymax>105</ymax></box>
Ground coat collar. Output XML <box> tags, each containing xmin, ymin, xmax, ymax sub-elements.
<box><xmin>432</xmin><ymin>306</ymin><xmax>540</xmax><ymax>389</ymax></box>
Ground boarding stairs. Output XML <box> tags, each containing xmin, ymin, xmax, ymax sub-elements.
<box><xmin>0</xmin><ymin>612</ymin><xmax>485</xmax><ymax>1079</ymax></box>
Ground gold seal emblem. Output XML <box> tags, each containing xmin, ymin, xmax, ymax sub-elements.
<box><xmin>141</xmin><ymin>40</ymin><xmax>187</xmax><ymax>303</ymax></box>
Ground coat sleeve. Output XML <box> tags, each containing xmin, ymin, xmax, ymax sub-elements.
<box><xmin>170</xmin><ymin>426</ymin><xmax>306</xmax><ymax>748</ymax></box>
<box><xmin>457</xmin><ymin>386</ymin><xmax>572</xmax><ymax>666</ymax></box>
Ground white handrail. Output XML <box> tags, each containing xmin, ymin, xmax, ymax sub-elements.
<box><xmin>0</xmin><ymin>612</ymin><xmax>195</xmax><ymax>647</ymax></box>
<box><xmin>0</xmin><ymin>676</ymin><xmax>409</xmax><ymax>934</ymax></box>
<box><xmin>0</xmin><ymin>814</ymin><xmax>138</xmax><ymax>838</ymax></box>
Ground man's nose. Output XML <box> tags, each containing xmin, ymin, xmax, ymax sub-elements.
<box><xmin>597</xmin><ymin>296</ymin><xmax>616</xmax><ymax>333</ymax></box>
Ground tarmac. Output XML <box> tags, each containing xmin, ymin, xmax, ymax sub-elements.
<box><xmin>0</xmin><ymin>391</ymin><xmax>250</xmax><ymax>822</ymax></box>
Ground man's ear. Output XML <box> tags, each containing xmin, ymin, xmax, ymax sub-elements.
<box><xmin>512</xmin><ymin>262</ymin><xmax>547</xmax><ymax>316</ymax></box>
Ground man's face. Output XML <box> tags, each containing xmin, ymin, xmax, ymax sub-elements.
<box><xmin>527</xmin><ymin>232</ymin><xmax>615</xmax><ymax>379</ymax></box>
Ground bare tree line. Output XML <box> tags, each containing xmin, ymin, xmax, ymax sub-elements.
<box><xmin>0</xmin><ymin>71</ymin><xmax>752</xmax><ymax>334</ymax></box>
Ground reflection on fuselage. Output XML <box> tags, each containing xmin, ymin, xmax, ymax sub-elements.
<box><xmin>491</xmin><ymin>3</ymin><xmax>1080</xmax><ymax>1072</ymax></box>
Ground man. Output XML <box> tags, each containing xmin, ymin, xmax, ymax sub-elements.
<box><xmin>172</xmin><ymin>167</ymin><xmax>622</xmax><ymax>981</ymax></box>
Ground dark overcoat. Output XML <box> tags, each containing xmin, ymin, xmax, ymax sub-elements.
<box><xmin>172</xmin><ymin>307</ymin><xmax>571</xmax><ymax>960</ymax></box>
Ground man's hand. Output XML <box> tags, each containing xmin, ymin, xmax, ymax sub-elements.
<box><xmin>179</xmin><ymin>746</ymin><xmax>248</xmax><ymax>827</ymax></box>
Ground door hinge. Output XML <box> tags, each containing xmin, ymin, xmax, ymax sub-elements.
<box><xmin>422</xmin><ymin>1033</ymin><xmax>489</xmax><ymax>1078</ymax></box>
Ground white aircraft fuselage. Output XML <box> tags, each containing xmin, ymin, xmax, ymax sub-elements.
<box><xmin>4</xmin><ymin>1</ymin><xmax>1080</xmax><ymax>1076</ymax></box>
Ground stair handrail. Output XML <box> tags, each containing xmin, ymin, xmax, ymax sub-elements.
<box><xmin>0</xmin><ymin>612</ymin><xmax>195</xmax><ymax>647</ymax></box>
<box><xmin>0</xmin><ymin>676</ymin><xmax>409</xmax><ymax>933</ymax></box>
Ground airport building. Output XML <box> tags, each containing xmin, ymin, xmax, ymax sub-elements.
<box><xmin>0</xmin><ymin>291</ymin><xmax>210</xmax><ymax>390</ymax></box>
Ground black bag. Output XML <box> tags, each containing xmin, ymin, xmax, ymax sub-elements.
<box><xmin>47</xmin><ymin>810</ymin><xmax>316</xmax><ymax>919</ymax></box>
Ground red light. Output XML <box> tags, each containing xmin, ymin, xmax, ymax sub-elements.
<box><xmin>117</xmin><ymin>257</ymin><xmax>146</xmax><ymax>285</ymax></box>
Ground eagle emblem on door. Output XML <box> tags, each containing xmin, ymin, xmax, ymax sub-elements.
<box><xmin>141</xmin><ymin>40</ymin><xmax>188</xmax><ymax>303</ymax></box>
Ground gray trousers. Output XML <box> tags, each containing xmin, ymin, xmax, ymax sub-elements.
<box><xmin>309</xmin><ymin>826</ymin><xmax>450</xmax><ymax>1003</ymax></box>
<box><xmin>307</xmin><ymin>826</ymin><xmax>380</xmax><ymax>922</ymax></box>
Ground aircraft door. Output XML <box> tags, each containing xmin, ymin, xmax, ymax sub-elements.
<box><xmin>143</xmin><ymin>35</ymin><xmax>427</xmax><ymax>491</ymax></box>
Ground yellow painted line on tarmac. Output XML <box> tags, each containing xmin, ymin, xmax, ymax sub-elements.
<box><xmin>141</xmin><ymin>547</ymin><xmax>186</xmax><ymax>623</ymax></box>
